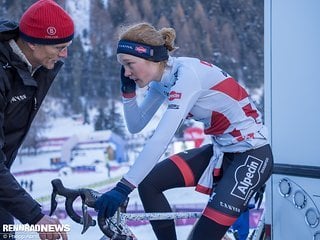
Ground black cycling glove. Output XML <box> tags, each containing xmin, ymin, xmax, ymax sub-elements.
<box><xmin>120</xmin><ymin>66</ymin><xmax>136</xmax><ymax>98</ymax></box>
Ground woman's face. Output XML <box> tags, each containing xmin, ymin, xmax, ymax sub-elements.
<box><xmin>117</xmin><ymin>53</ymin><xmax>162</xmax><ymax>88</ymax></box>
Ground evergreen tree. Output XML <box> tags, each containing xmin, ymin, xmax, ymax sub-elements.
<box><xmin>106</xmin><ymin>101</ymin><xmax>126</xmax><ymax>137</ymax></box>
<box><xmin>94</xmin><ymin>108</ymin><xmax>107</xmax><ymax>131</ymax></box>
<box><xmin>94</xmin><ymin>103</ymin><xmax>126</xmax><ymax>138</ymax></box>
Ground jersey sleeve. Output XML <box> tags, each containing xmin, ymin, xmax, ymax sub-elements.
<box><xmin>123</xmin><ymin>86</ymin><xmax>166</xmax><ymax>134</ymax></box>
<box><xmin>124</xmin><ymin>66</ymin><xmax>202</xmax><ymax>186</ymax></box>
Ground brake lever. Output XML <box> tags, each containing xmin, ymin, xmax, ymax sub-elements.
<box><xmin>49</xmin><ymin>187</ymin><xmax>58</xmax><ymax>216</ymax></box>
<box><xmin>79</xmin><ymin>188</ymin><xmax>102</xmax><ymax>234</ymax></box>
<box><xmin>50</xmin><ymin>178</ymin><xmax>96</xmax><ymax>232</ymax></box>
<box><xmin>81</xmin><ymin>202</ymin><xmax>91</xmax><ymax>234</ymax></box>
<box><xmin>80</xmin><ymin>188</ymin><xmax>101</xmax><ymax>208</ymax></box>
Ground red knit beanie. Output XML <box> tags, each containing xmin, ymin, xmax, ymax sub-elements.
<box><xmin>19</xmin><ymin>0</ymin><xmax>74</xmax><ymax>45</ymax></box>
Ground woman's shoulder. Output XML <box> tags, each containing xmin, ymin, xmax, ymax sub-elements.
<box><xmin>173</xmin><ymin>56</ymin><xmax>220</xmax><ymax>73</ymax></box>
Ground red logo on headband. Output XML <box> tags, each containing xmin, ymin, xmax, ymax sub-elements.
<box><xmin>135</xmin><ymin>46</ymin><xmax>147</xmax><ymax>53</ymax></box>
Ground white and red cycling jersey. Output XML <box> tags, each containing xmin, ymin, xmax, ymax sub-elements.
<box><xmin>123</xmin><ymin>56</ymin><xmax>268</xmax><ymax>190</ymax></box>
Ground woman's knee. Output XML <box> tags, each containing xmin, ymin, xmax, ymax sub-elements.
<box><xmin>138</xmin><ymin>177</ymin><xmax>150</xmax><ymax>196</ymax></box>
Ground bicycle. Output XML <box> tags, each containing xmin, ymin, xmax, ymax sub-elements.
<box><xmin>49</xmin><ymin>178</ymin><xmax>202</xmax><ymax>240</ymax></box>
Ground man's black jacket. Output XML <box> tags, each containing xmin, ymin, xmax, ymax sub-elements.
<box><xmin>0</xmin><ymin>20</ymin><xmax>63</xmax><ymax>224</ymax></box>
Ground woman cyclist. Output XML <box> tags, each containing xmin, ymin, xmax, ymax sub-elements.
<box><xmin>94</xmin><ymin>22</ymin><xmax>273</xmax><ymax>240</ymax></box>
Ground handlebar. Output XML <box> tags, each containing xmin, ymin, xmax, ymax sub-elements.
<box><xmin>49</xmin><ymin>178</ymin><xmax>131</xmax><ymax>239</ymax></box>
<box><xmin>50</xmin><ymin>178</ymin><xmax>99</xmax><ymax>233</ymax></box>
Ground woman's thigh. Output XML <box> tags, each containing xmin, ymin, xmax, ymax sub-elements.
<box><xmin>205</xmin><ymin>144</ymin><xmax>274</xmax><ymax>221</ymax></box>
<box><xmin>140</xmin><ymin>144</ymin><xmax>214</xmax><ymax>191</ymax></box>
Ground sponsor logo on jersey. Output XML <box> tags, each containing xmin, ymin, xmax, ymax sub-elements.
<box><xmin>168</xmin><ymin>104</ymin><xmax>180</xmax><ymax>109</ymax></box>
<box><xmin>220</xmin><ymin>201</ymin><xmax>240</xmax><ymax>213</ymax></box>
<box><xmin>231</xmin><ymin>155</ymin><xmax>263</xmax><ymax>200</ymax></box>
<box><xmin>168</xmin><ymin>91</ymin><xmax>182</xmax><ymax>101</ymax></box>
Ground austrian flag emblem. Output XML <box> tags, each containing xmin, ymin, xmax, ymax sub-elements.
<box><xmin>168</xmin><ymin>91</ymin><xmax>182</xmax><ymax>101</ymax></box>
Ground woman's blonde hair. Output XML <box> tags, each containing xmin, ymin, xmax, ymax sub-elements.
<box><xmin>118</xmin><ymin>22</ymin><xmax>177</xmax><ymax>52</ymax></box>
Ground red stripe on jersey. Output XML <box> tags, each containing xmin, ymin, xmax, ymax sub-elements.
<box><xmin>203</xmin><ymin>207</ymin><xmax>238</xmax><ymax>226</ymax></box>
<box><xmin>213</xmin><ymin>168</ymin><xmax>221</xmax><ymax>177</ymax></box>
<box><xmin>230</xmin><ymin>128</ymin><xmax>241</xmax><ymax>137</ymax></box>
<box><xmin>195</xmin><ymin>184</ymin><xmax>212</xmax><ymax>195</ymax></box>
<box><xmin>242</xmin><ymin>103</ymin><xmax>259</xmax><ymax>120</ymax></box>
<box><xmin>204</xmin><ymin>111</ymin><xmax>230</xmax><ymax>135</ymax></box>
<box><xmin>248</xmin><ymin>133</ymin><xmax>254</xmax><ymax>138</ymax></box>
<box><xmin>211</xmin><ymin>77</ymin><xmax>248</xmax><ymax>101</ymax></box>
<box><xmin>230</xmin><ymin>128</ymin><xmax>244</xmax><ymax>141</ymax></box>
<box><xmin>230</xmin><ymin>129</ymin><xmax>256</xmax><ymax>142</ymax></box>
<box><xmin>170</xmin><ymin>155</ymin><xmax>195</xmax><ymax>186</ymax></box>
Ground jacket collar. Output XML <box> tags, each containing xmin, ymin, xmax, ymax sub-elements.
<box><xmin>9</xmin><ymin>39</ymin><xmax>34</xmax><ymax>74</ymax></box>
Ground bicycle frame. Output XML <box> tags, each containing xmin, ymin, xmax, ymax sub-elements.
<box><xmin>98</xmin><ymin>211</ymin><xmax>202</xmax><ymax>240</ymax></box>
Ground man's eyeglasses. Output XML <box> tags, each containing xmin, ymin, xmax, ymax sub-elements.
<box><xmin>53</xmin><ymin>41</ymin><xmax>72</xmax><ymax>53</ymax></box>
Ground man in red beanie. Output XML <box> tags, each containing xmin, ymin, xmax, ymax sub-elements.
<box><xmin>0</xmin><ymin>0</ymin><xmax>74</xmax><ymax>239</ymax></box>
